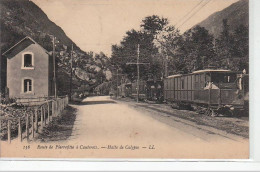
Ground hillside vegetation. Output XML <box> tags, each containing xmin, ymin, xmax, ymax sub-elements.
<box><xmin>195</xmin><ymin>0</ymin><xmax>248</xmax><ymax>38</ymax></box>
<box><xmin>0</xmin><ymin>0</ymin><xmax>110</xmax><ymax>95</ymax></box>
<box><xmin>111</xmin><ymin>3</ymin><xmax>249</xmax><ymax>84</ymax></box>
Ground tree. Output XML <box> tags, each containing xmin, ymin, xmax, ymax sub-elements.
<box><xmin>141</xmin><ymin>15</ymin><xmax>169</xmax><ymax>35</ymax></box>
<box><xmin>175</xmin><ymin>26</ymin><xmax>216</xmax><ymax>72</ymax></box>
<box><xmin>215</xmin><ymin>19</ymin><xmax>249</xmax><ymax>71</ymax></box>
<box><xmin>233</xmin><ymin>25</ymin><xmax>249</xmax><ymax>72</ymax></box>
<box><xmin>153</xmin><ymin>25</ymin><xmax>182</xmax><ymax>75</ymax></box>
<box><xmin>111</xmin><ymin>29</ymin><xmax>158</xmax><ymax>81</ymax></box>
<box><xmin>215</xmin><ymin>19</ymin><xmax>233</xmax><ymax>69</ymax></box>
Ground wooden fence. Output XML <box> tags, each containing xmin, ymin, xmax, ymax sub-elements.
<box><xmin>0</xmin><ymin>96</ymin><xmax>69</xmax><ymax>143</ymax></box>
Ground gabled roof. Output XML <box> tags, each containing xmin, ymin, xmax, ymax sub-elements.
<box><xmin>2</xmin><ymin>36</ymin><xmax>50</xmax><ymax>57</ymax></box>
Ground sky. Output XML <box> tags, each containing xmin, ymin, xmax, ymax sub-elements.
<box><xmin>32</xmin><ymin>0</ymin><xmax>238</xmax><ymax>56</ymax></box>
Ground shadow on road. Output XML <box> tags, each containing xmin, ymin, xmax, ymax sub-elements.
<box><xmin>36</xmin><ymin>105</ymin><xmax>77</xmax><ymax>142</ymax></box>
<box><xmin>71</xmin><ymin>100</ymin><xmax>117</xmax><ymax>105</ymax></box>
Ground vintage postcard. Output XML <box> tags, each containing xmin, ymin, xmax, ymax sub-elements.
<box><xmin>0</xmin><ymin>0</ymin><xmax>249</xmax><ymax>159</ymax></box>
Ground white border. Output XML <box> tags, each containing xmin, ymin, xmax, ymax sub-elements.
<box><xmin>0</xmin><ymin>0</ymin><xmax>260</xmax><ymax>171</ymax></box>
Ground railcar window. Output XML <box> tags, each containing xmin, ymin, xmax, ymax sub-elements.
<box><xmin>200</xmin><ymin>74</ymin><xmax>204</xmax><ymax>82</ymax></box>
<box><xmin>195</xmin><ymin>75</ymin><xmax>199</xmax><ymax>82</ymax></box>
<box><xmin>211</xmin><ymin>73</ymin><xmax>236</xmax><ymax>83</ymax></box>
<box><xmin>181</xmin><ymin>79</ymin><xmax>184</xmax><ymax>89</ymax></box>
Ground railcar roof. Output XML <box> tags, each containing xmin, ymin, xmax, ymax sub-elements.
<box><xmin>192</xmin><ymin>69</ymin><xmax>231</xmax><ymax>74</ymax></box>
<box><xmin>166</xmin><ymin>69</ymin><xmax>236</xmax><ymax>78</ymax></box>
<box><xmin>166</xmin><ymin>74</ymin><xmax>182</xmax><ymax>78</ymax></box>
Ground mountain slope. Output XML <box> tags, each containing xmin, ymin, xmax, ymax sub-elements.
<box><xmin>0</xmin><ymin>0</ymin><xmax>111</xmax><ymax>94</ymax></box>
<box><xmin>0</xmin><ymin>0</ymin><xmax>80</xmax><ymax>52</ymax></box>
<box><xmin>194</xmin><ymin>0</ymin><xmax>248</xmax><ymax>37</ymax></box>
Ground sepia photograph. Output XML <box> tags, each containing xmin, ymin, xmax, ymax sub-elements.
<box><xmin>0</xmin><ymin>0</ymin><xmax>250</xmax><ymax>160</ymax></box>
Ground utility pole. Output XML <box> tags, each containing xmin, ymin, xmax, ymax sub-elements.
<box><xmin>114</xmin><ymin>70</ymin><xmax>124</xmax><ymax>98</ymax></box>
<box><xmin>137</xmin><ymin>44</ymin><xmax>140</xmax><ymax>102</ymax></box>
<box><xmin>100</xmin><ymin>77</ymin><xmax>103</xmax><ymax>95</ymax></box>
<box><xmin>116</xmin><ymin>69</ymin><xmax>119</xmax><ymax>98</ymax></box>
<box><xmin>52</xmin><ymin>36</ymin><xmax>57</xmax><ymax>99</ymax></box>
<box><xmin>70</xmin><ymin>44</ymin><xmax>73</xmax><ymax>100</ymax></box>
<box><xmin>111</xmin><ymin>65</ymin><xmax>123</xmax><ymax>98</ymax></box>
<box><xmin>126</xmin><ymin>44</ymin><xmax>149</xmax><ymax>103</ymax></box>
<box><xmin>165</xmin><ymin>55</ymin><xmax>169</xmax><ymax>77</ymax></box>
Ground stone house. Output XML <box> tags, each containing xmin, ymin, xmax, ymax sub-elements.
<box><xmin>2</xmin><ymin>36</ymin><xmax>54</xmax><ymax>99</ymax></box>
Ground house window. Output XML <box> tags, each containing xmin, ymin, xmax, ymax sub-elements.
<box><xmin>24</xmin><ymin>54</ymin><xmax>32</xmax><ymax>67</ymax></box>
<box><xmin>24</xmin><ymin>79</ymin><xmax>32</xmax><ymax>93</ymax></box>
<box><xmin>22</xmin><ymin>52</ymin><xmax>34</xmax><ymax>69</ymax></box>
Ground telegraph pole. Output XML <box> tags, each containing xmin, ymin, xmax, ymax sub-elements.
<box><xmin>52</xmin><ymin>36</ymin><xmax>57</xmax><ymax>98</ymax></box>
<box><xmin>114</xmin><ymin>69</ymin><xmax>124</xmax><ymax>98</ymax></box>
<box><xmin>165</xmin><ymin>55</ymin><xmax>169</xmax><ymax>77</ymax></box>
<box><xmin>70</xmin><ymin>44</ymin><xmax>73</xmax><ymax>100</ymax></box>
<box><xmin>116</xmin><ymin>69</ymin><xmax>119</xmax><ymax>98</ymax></box>
<box><xmin>126</xmin><ymin>44</ymin><xmax>149</xmax><ymax>103</ymax></box>
<box><xmin>111</xmin><ymin>65</ymin><xmax>123</xmax><ymax>98</ymax></box>
<box><xmin>137</xmin><ymin>44</ymin><xmax>140</xmax><ymax>102</ymax></box>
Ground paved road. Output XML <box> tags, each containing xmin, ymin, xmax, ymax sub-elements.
<box><xmin>0</xmin><ymin>96</ymin><xmax>249</xmax><ymax>158</ymax></box>
<box><xmin>67</xmin><ymin>96</ymin><xmax>248</xmax><ymax>158</ymax></box>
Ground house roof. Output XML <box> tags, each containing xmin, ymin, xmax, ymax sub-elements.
<box><xmin>2</xmin><ymin>36</ymin><xmax>50</xmax><ymax>57</ymax></box>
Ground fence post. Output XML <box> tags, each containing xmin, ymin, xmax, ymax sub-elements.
<box><xmin>41</xmin><ymin>106</ymin><xmax>44</xmax><ymax>129</ymax></box>
<box><xmin>18</xmin><ymin>117</ymin><xmax>22</xmax><ymax>142</ymax></box>
<box><xmin>56</xmin><ymin>101</ymin><xmax>58</xmax><ymax>116</ymax></box>
<box><xmin>58</xmin><ymin>100</ymin><xmax>60</xmax><ymax>114</ymax></box>
<box><xmin>47</xmin><ymin>102</ymin><xmax>50</xmax><ymax>123</ymax></box>
<box><xmin>43</xmin><ymin>106</ymin><xmax>46</xmax><ymax>126</ymax></box>
<box><xmin>31</xmin><ymin>114</ymin><xmax>34</xmax><ymax>138</ymax></box>
<box><xmin>52</xmin><ymin>101</ymin><xmax>55</xmax><ymax>117</ymax></box>
<box><xmin>7</xmin><ymin>120</ymin><xmax>11</xmax><ymax>144</ymax></box>
<box><xmin>26</xmin><ymin>114</ymin><xmax>29</xmax><ymax>142</ymax></box>
<box><xmin>54</xmin><ymin>101</ymin><xmax>56</xmax><ymax>117</ymax></box>
<box><xmin>61</xmin><ymin>99</ymin><xmax>63</xmax><ymax>110</ymax></box>
<box><xmin>35</xmin><ymin>108</ymin><xmax>38</xmax><ymax>133</ymax></box>
<box><xmin>57</xmin><ymin>100</ymin><xmax>59</xmax><ymax>115</ymax></box>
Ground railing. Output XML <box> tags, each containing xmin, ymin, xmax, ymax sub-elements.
<box><xmin>15</xmin><ymin>96</ymin><xmax>56</xmax><ymax>106</ymax></box>
<box><xmin>0</xmin><ymin>96</ymin><xmax>69</xmax><ymax>143</ymax></box>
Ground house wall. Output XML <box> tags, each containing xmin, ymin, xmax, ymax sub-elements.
<box><xmin>7</xmin><ymin>44</ymin><xmax>49</xmax><ymax>98</ymax></box>
<box><xmin>0</xmin><ymin>55</ymin><xmax>7</xmax><ymax>97</ymax></box>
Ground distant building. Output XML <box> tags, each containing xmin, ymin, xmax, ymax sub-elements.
<box><xmin>2</xmin><ymin>36</ymin><xmax>54</xmax><ymax>98</ymax></box>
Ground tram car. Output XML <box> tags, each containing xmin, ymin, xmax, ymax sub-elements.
<box><xmin>163</xmin><ymin>69</ymin><xmax>248</xmax><ymax>115</ymax></box>
<box><xmin>125</xmin><ymin>83</ymin><xmax>132</xmax><ymax>97</ymax></box>
<box><xmin>131</xmin><ymin>80</ymin><xmax>147</xmax><ymax>99</ymax></box>
<box><xmin>146</xmin><ymin>79</ymin><xmax>164</xmax><ymax>101</ymax></box>
<box><xmin>118</xmin><ymin>83</ymin><xmax>132</xmax><ymax>97</ymax></box>
<box><xmin>117</xmin><ymin>84</ymin><xmax>124</xmax><ymax>97</ymax></box>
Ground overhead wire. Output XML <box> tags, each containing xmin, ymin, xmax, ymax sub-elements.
<box><xmin>177</xmin><ymin>0</ymin><xmax>212</xmax><ymax>30</ymax></box>
<box><xmin>174</xmin><ymin>0</ymin><xmax>204</xmax><ymax>27</ymax></box>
